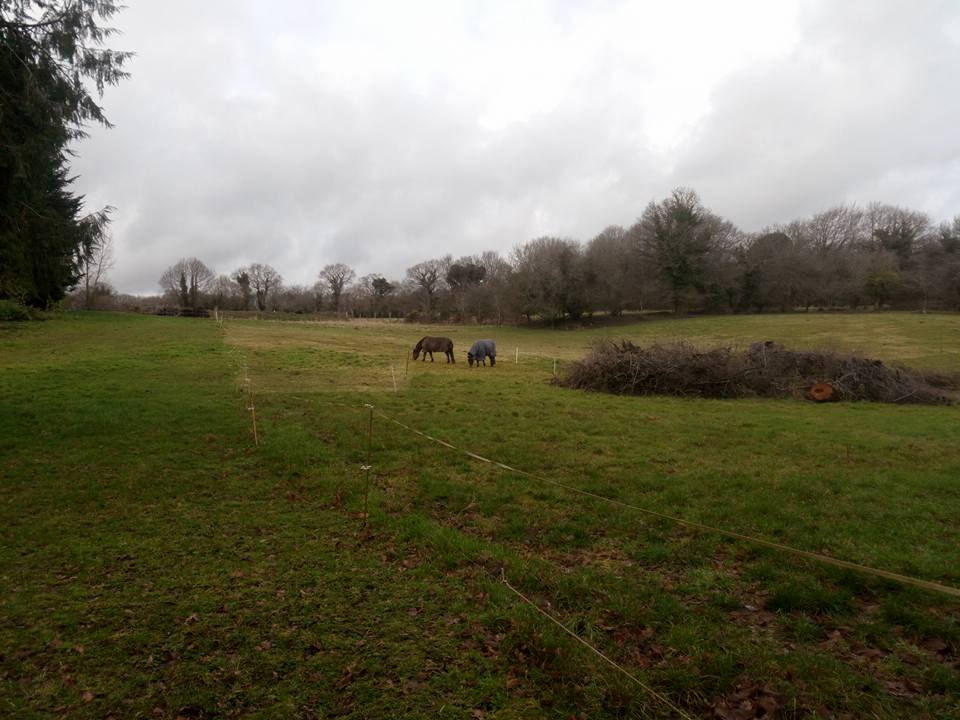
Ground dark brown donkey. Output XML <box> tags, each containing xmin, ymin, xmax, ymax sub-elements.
<box><xmin>412</xmin><ymin>336</ymin><xmax>455</xmax><ymax>363</ymax></box>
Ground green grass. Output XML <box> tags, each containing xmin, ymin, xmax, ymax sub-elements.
<box><xmin>1</xmin><ymin>311</ymin><xmax>958</xmax><ymax>718</ymax></box>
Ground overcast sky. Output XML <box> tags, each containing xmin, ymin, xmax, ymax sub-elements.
<box><xmin>71</xmin><ymin>0</ymin><xmax>960</xmax><ymax>295</ymax></box>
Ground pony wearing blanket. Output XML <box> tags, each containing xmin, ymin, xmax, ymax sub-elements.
<box><xmin>413</xmin><ymin>336</ymin><xmax>455</xmax><ymax>363</ymax></box>
<box><xmin>467</xmin><ymin>339</ymin><xmax>496</xmax><ymax>367</ymax></box>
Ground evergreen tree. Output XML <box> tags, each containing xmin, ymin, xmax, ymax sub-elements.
<box><xmin>0</xmin><ymin>1</ymin><xmax>130</xmax><ymax>305</ymax></box>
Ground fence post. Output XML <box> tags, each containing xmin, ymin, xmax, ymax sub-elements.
<box><xmin>361</xmin><ymin>404</ymin><xmax>374</xmax><ymax>532</ymax></box>
<box><xmin>249</xmin><ymin>403</ymin><xmax>259</xmax><ymax>446</ymax></box>
<box><xmin>243</xmin><ymin>364</ymin><xmax>259</xmax><ymax>446</ymax></box>
<box><xmin>515</xmin><ymin>347</ymin><xmax>519</xmax><ymax>364</ymax></box>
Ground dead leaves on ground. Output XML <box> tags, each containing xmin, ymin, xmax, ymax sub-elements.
<box><xmin>712</xmin><ymin>679</ymin><xmax>783</xmax><ymax>719</ymax></box>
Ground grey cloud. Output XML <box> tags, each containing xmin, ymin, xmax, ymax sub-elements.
<box><xmin>673</xmin><ymin>1</ymin><xmax>960</xmax><ymax>227</ymax></box>
<box><xmin>71</xmin><ymin>1</ymin><xmax>960</xmax><ymax>295</ymax></box>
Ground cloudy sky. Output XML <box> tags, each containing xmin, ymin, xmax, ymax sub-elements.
<box><xmin>71</xmin><ymin>0</ymin><xmax>960</xmax><ymax>295</ymax></box>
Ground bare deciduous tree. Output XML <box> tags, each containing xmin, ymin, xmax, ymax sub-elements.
<box><xmin>159</xmin><ymin>257</ymin><xmax>215</xmax><ymax>309</ymax></box>
<box><xmin>864</xmin><ymin>203</ymin><xmax>930</xmax><ymax>267</ymax></box>
<box><xmin>406</xmin><ymin>257</ymin><xmax>448</xmax><ymax>315</ymax></box>
<box><xmin>210</xmin><ymin>274</ymin><xmax>239</xmax><ymax>310</ymax></box>
<box><xmin>246</xmin><ymin>263</ymin><xmax>282</xmax><ymax>311</ymax></box>
<box><xmin>511</xmin><ymin>237</ymin><xmax>587</xmax><ymax>321</ymax></box>
<box><xmin>585</xmin><ymin>226</ymin><xmax>631</xmax><ymax>316</ymax></box>
<box><xmin>319</xmin><ymin>263</ymin><xmax>355</xmax><ymax>315</ymax></box>
<box><xmin>77</xmin><ymin>208</ymin><xmax>115</xmax><ymax>309</ymax></box>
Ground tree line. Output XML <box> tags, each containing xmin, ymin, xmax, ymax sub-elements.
<box><xmin>4</xmin><ymin>5</ymin><xmax>957</xmax><ymax>320</ymax></box>
<box><xmin>148</xmin><ymin>188</ymin><xmax>960</xmax><ymax>322</ymax></box>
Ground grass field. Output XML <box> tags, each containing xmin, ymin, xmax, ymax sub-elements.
<box><xmin>1</xmin><ymin>311</ymin><xmax>958</xmax><ymax>719</ymax></box>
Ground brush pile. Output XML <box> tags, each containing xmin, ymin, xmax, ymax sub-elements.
<box><xmin>558</xmin><ymin>340</ymin><xmax>956</xmax><ymax>404</ymax></box>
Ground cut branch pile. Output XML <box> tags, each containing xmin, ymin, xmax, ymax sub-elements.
<box><xmin>557</xmin><ymin>340</ymin><xmax>957</xmax><ymax>405</ymax></box>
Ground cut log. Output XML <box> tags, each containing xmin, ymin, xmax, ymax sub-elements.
<box><xmin>808</xmin><ymin>382</ymin><xmax>836</xmax><ymax>402</ymax></box>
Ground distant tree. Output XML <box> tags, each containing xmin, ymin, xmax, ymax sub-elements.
<box><xmin>935</xmin><ymin>218</ymin><xmax>960</xmax><ymax>309</ymax></box>
<box><xmin>865</xmin><ymin>203</ymin><xmax>930</xmax><ymax>269</ymax></box>
<box><xmin>476</xmin><ymin>251</ymin><xmax>512</xmax><ymax>324</ymax></box>
<box><xmin>806</xmin><ymin>205</ymin><xmax>864</xmax><ymax>255</ymax></box>
<box><xmin>637</xmin><ymin>188</ymin><xmax>727</xmax><ymax>313</ymax></box>
<box><xmin>371</xmin><ymin>275</ymin><xmax>393</xmax><ymax>299</ymax></box>
<box><xmin>310</xmin><ymin>280</ymin><xmax>325</xmax><ymax>311</ymax></box>
<box><xmin>246</xmin><ymin>263</ymin><xmax>282</xmax><ymax>311</ymax></box>
<box><xmin>864</xmin><ymin>258</ymin><xmax>901</xmax><ymax>309</ymax></box>
<box><xmin>370</xmin><ymin>275</ymin><xmax>394</xmax><ymax>317</ymax></box>
<box><xmin>319</xmin><ymin>263</ymin><xmax>355</xmax><ymax>315</ymax></box>
<box><xmin>406</xmin><ymin>257</ymin><xmax>448</xmax><ymax>315</ymax></box>
<box><xmin>76</xmin><ymin>207</ymin><xmax>115</xmax><ymax>309</ymax></box>
<box><xmin>0</xmin><ymin>1</ymin><xmax>131</xmax><ymax>306</ymax></box>
<box><xmin>178</xmin><ymin>273</ymin><xmax>189</xmax><ymax>307</ymax></box>
<box><xmin>584</xmin><ymin>226</ymin><xmax>631</xmax><ymax>316</ymax></box>
<box><xmin>446</xmin><ymin>258</ymin><xmax>486</xmax><ymax>320</ymax></box>
<box><xmin>446</xmin><ymin>260</ymin><xmax>486</xmax><ymax>290</ymax></box>
<box><xmin>159</xmin><ymin>258</ymin><xmax>215</xmax><ymax>309</ymax></box>
<box><xmin>904</xmin><ymin>219</ymin><xmax>960</xmax><ymax>312</ymax></box>
<box><xmin>937</xmin><ymin>216</ymin><xmax>960</xmax><ymax>255</ymax></box>
<box><xmin>210</xmin><ymin>274</ymin><xmax>240</xmax><ymax>310</ymax></box>
<box><xmin>510</xmin><ymin>237</ymin><xmax>588</xmax><ymax>321</ymax></box>
<box><xmin>274</xmin><ymin>284</ymin><xmax>315</xmax><ymax>314</ymax></box>
<box><xmin>232</xmin><ymin>270</ymin><xmax>253</xmax><ymax>310</ymax></box>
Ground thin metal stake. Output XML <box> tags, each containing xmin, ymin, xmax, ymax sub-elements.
<box><xmin>515</xmin><ymin>347</ymin><xmax>519</xmax><ymax>364</ymax></box>
<box><xmin>390</xmin><ymin>363</ymin><xmax>398</xmax><ymax>392</ymax></box>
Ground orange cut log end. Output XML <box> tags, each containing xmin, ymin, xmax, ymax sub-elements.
<box><xmin>808</xmin><ymin>382</ymin><xmax>835</xmax><ymax>402</ymax></box>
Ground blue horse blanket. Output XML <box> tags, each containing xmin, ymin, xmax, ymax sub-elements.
<box><xmin>468</xmin><ymin>339</ymin><xmax>496</xmax><ymax>366</ymax></box>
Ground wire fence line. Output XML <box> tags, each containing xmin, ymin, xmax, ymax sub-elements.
<box><xmin>221</xmin><ymin>330</ymin><xmax>959</xmax><ymax>599</ymax></box>
<box><xmin>372</xmin><ymin>407</ymin><xmax>960</xmax><ymax>599</ymax></box>
<box><xmin>389</xmin><ymin>489</ymin><xmax>696</xmax><ymax>718</ymax></box>
<box><xmin>309</xmin><ymin>401</ymin><xmax>696</xmax><ymax>716</ymax></box>
<box><xmin>499</xmin><ymin>571</ymin><xmax>697</xmax><ymax>720</ymax></box>
<box><xmin>223</xmin><ymin>331</ymin><xmax>957</xmax><ymax>716</ymax></box>
<box><xmin>224</xmin><ymin>379</ymin><xmax>700</xmax><ymax>713</ymax></box>
<box><xmin>312</xmin><ymin>393</ymin><xmax>960</xmax><ymax>599</ymax></box>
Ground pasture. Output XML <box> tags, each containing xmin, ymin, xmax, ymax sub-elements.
<box><xmin>1</xmin><ymin>311</ymin><xmax>958</xmax><ymax>719</ymax></box>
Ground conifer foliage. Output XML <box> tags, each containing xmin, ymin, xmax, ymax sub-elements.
<box><xmin>0</xmin><ymin>1</ymin><xmax>130</xmax><ymax>306</ymax></box>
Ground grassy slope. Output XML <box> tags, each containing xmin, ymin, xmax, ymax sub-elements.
<box><xmin>1</xmin><ymin>311</ymin><xmax>958</xmax><ymax>719</ymax></box>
